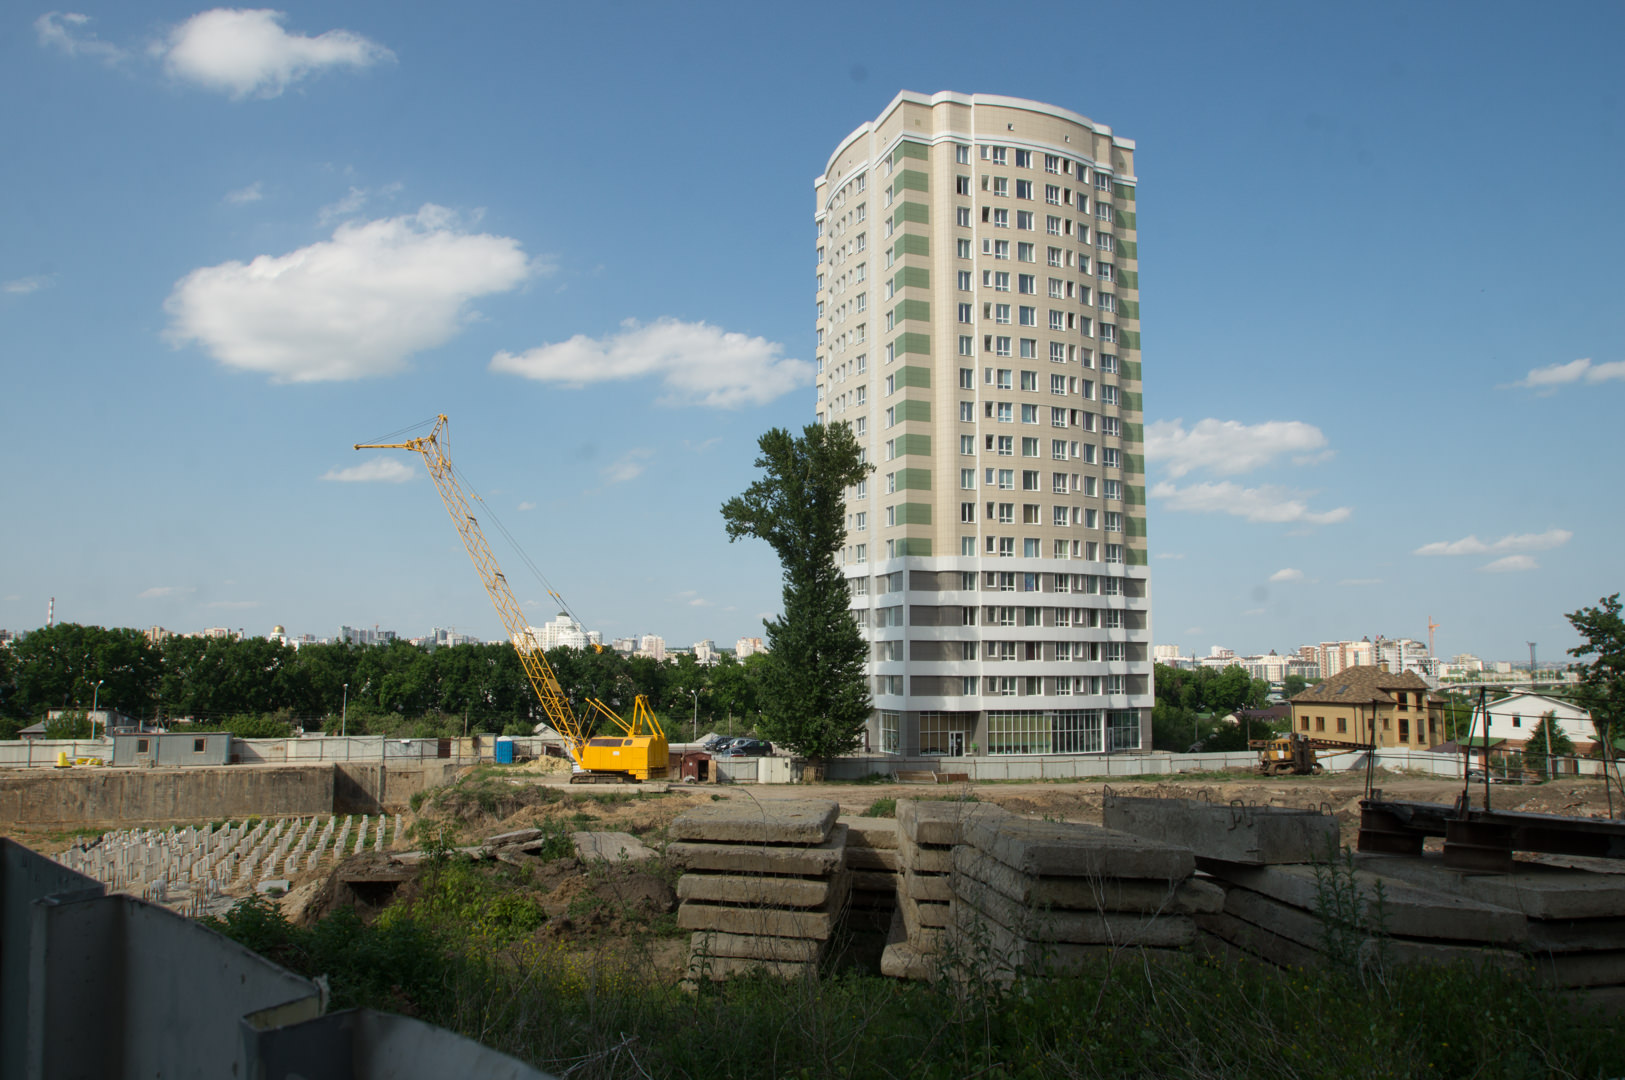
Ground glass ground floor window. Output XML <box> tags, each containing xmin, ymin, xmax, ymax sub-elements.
<box><xmin>1108</xmin><ymin>710</ymin><xmax>1142</xmax><ymax>751</ymax></box>
<box><xmin>879</xmin><ymin>710</ymin><xmax>900</xmax><ymax>754</ymax></box>
<box><xmin>919</xmin><ymin>711</ymin><xmax>976</xmax><ymax>755</ymax></box>
<box><xmin>987</xmin><ymin>709</ymin><xmax>1106</xmax><ymax>754</ymax></box>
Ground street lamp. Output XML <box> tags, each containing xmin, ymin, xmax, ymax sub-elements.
<box><xmin>91</xmin><ymin>679</ymin><xmax>104</xmax><ymax>740</ymax></box>
<box><xmin>342</xmin><ymin>683</ymin><xmax>349</xmax><ymax>738</ymax></box>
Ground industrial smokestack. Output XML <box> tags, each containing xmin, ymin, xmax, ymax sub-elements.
<box><xmin>47</xmin><ymin>597</ymin><xmax>54</xmax><ymax>628</ymax></box>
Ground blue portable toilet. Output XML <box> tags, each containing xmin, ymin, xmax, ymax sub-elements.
<box><xmin>494</xmin><ymin>737</ymin><xmax>515</xmax><ymax>764</ymax></box>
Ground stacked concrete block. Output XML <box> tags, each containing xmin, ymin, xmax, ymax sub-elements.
<box><xmin>948</xmin><ymin>814</ymin><xmax>1213</xmax><ymax>979</ymax></box>
<box><xmin>669</xmin><ymin>799</ymin><xmax>849</xmax><ymax>981</ymax></box>
<box><xmin>881</xmin><ymin>799</ymin><xmax>1006</xmax><ymax>979</ymax></box>
<box><xmin>1197</xmin><ymin>859</ymin><xmax>1528</xmax><ymax>973</ymax></box>
<box><xmin>838</xmin><ymin>816</ymin><xmax>901</xmax><ymax>933</ymax></box>
<box><xmin>1103</xmin><ymin>795</ymin><xmax>1339</xmax><ymax>867</ymax></box>
<box><xmin>1355</xmin><ymin>852</ymin><xmax>1625</xmax><ymax>1008</ymax></box>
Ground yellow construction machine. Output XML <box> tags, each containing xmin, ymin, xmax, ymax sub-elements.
<box><xmin>1249</xmin><ymin>732</ymin><xmax>1350</xmax><ymax>776</ymax></box>
<box><xmin>357</xmin><ymin>416</ymin><xmax>668</xmax><ymax>782</ymax></box>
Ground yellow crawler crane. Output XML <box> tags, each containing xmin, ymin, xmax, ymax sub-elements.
<box><xmin>357</xmin><ymin>416</ymin><xmax>668</xmax><ymax>782</ymax></box>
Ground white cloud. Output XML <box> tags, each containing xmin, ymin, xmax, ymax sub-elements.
<box><xmin>2</xmin><ymin>274</ymin><xmax>56</xmax><ymax>295</ymax></box>
<box><xmin>1151</xmin><ymin>481</ymin><xmax>1351</xmax><ymax>526</ymax></box>
<box><xmin>603</xmin><ymin>449</ymin><xmax>653</xmax><ymax>484</ymax></box>
<box><xmin>35</xmin><ymin>12</ymin><xmax>125</xmax><ymax>61</ymax></box>
<box><xmin>321</xmin><ymin>457</ymin><xmax>414</xmax><ymax>483</ymax></box>
<box><xmin>1338</xmin><ymin>578</ymin><xmax>1382</xmax><ymax>587</ymax></box>
<box><xmin>516</xmin><ymin>501</ymin><xmax>536</xmax><ymax>512</ymax></box>
<box><xmin>1511</xmin><ymin>357</ymin><xmax>1625</xmax><ymax>392</ymax></box>
<box><xmin>1481</xmin><ymin>555</ymin><xmax>1538</xmax><ymax>573</ymax></box>
<box><xmin>688</xmin><ymin>597</ymin><xmax>714</xmax><ymax>607</ymax></box>
<box><xmin>165</xmin><ymin>205</ymin><xmax>533</xmax><ymax>382</ymax></box>
<box><xmin>1145</xmin><ymin>418</ymin><xmax>1330</xmax><ymax>478</ymax></box>
<box><xmin>224</xmin><ymin>181</ymin><xmax>263</xmax><ymax>204</ymax></box>
<box><xmin>1269</xmin><ymin>568</ymin><xmax>1304</xmax><ymax>583</ymax></box>
<box><xmin>491</xmin><ymin>317</ymin><xmax>814</xmax><ymax>408</ymax></box>
<box><xmin>1413</xmin><ymin>529</ymin><xmax>1571</xmax><ymax>557</ymax></box>
<box><xmin>138</xmin><ymin>585</ymin><xmax>195</xmax><ymax>599</ymax></box>
<box><xmin>156</xmin><ymin>9</ymin><xmax>394</xmax><ymax>100</ymax></box>
<box><xmin>317</xmin><ymin>182</ymin><xmax>400</xmax><ymax>224</ymax></box>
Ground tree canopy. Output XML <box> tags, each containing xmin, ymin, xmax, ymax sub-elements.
<box><xmin>1567</xmin><ymin>593</ymin><xmax>1624</xmax><ymax>757</ymax></box>
<box><xmin>721</xmin><ymin>421</ymin><xmax>871</xmax><ymax>761</ymax></box>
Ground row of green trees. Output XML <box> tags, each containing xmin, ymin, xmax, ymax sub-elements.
<box><xmin>0</xmin><ymin>621</ymin><xmax>774</xmax><ymax>740</ymax></box>
<box><xmin>1149</xmin><ymin>663</ymin><xmax>1276</xmax><ymax>751</ymax></box>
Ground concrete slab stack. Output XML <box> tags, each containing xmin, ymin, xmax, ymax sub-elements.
<box><xmin>947</xmin><ymin>813</ymin><xmax>1210</xmax><ymax>979</ymax></box>
<box><xmin>881</xmin><ymin>799</ymin><xmax>1005</xmax><ymax>979</ymax></box>
<box><xmin>1356</xmin><ymin>852</ymin><xmax>1625</xmax><ymax>1008</ymax></box>
<box><xmin>668</xmin><ymin>799</ymin><xmax>849</xmax><ymax>981</ymax></box>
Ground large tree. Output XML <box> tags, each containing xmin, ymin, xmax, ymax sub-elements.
<box><xmin>1568</xmin><ymin>593</ymin><xmax>1625</xmax><ymax>759</ymax></box>
<box><xmin>1521</xmin><ymin>711</ymin><xmax>1576</xmax><ymax>780</ymax></box>
<box><xmin>721</xmin><ymin>422</ymin><xmax>871</xmax><ymax>761</ymax></box>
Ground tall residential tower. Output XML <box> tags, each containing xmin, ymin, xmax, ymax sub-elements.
<box><xmin>815</xmin><ymin>91</ymin><xmax>1151</xmax><ymax>759</ymax></box>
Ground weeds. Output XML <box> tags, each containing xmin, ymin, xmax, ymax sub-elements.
<box><xmin>860</xmin><ymin>797</ymin><xmax>897</xmax><ymax>818</ymax></box>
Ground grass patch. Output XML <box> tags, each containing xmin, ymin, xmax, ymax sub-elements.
<box><xmin>860</xmin><ymin>797</ymin><xmax>896</xmax><ymax>818</ymax></box>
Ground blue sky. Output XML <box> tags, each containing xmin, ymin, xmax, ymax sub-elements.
<box><xmin>2</xmin><ymin>1</ymin><xmax>1620</xmax><ymax>663</ymax></box>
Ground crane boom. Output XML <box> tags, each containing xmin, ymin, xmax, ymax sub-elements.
<box><xmin>356</xmin><ymin>415</ymin><xmax>667</xmax><ymax>779</ymax></box>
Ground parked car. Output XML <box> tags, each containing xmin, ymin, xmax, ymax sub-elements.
<box><xmin>701</xmin><ymin>734</ymin><xmax>740</xmax><ymax>753</ymax></box>
<box><xmin>717</xmin><ymin>739</ymin><xmax>772</xmax><ymax>757</ymax></box>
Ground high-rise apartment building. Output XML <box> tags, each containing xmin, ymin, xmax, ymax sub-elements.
<box><xmin>815</xmin><ymin>92</ymin><xmax>1151</xmax><ymax>758</ymax></box>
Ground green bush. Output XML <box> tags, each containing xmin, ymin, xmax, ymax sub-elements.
<box><xmin>860</xmin><ymin>797</ymin><xmax>896</xmax><ymax>818</ymax></box>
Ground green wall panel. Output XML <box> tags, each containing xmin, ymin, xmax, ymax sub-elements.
<box><xmin>1120</xmin><ymin>391</ymin><xmax>1143</xmax><ymax>413</ymax></box>
<box><xmin>1123</xmin><ymin>455</ymin><xmax>1145</xmax><ymax>476</ymax></box>
<box><xmin>893</xmin><ymin>331</ymin><xmax>931</xmax><ymax>357</ymax></box>
<box><xmin>1112</xmin><ymin>182</ymin><xmax>1135</xmax><ymax>202</ymax></box>
<box><xmin>1126</xmin><ymin>547</ymin><xmax>1148</xmax><ymax>566</ymax></box>
<box><xmin>897</xmin><ymin>537</ymin><xmax>934</xmax><ymax>557</ymax></box>
<box><xmin>893</xmin><ymin>234</ymin><xmax>929</xmax><ymax>258</ymax></box>
<box><xmin>894</xmin><ymin>169</ymin><xmax>929</xmax><ymax>193</ymax></box>
<box><xmin>1117</xmin><ymin>240</ymin><xmax>1138</xmax><ymax>259</ymax></box>
<box><xmin>1125</xmin><ymin>516</ymin><xmax>1147</xmax><ymax>538</ymax></box>
<box><xmin>892</xmin><ymin>140</ymin><xmax>929</xmax><ymax>163</ymax></box>
<box><xmin>1122</xmin><ymin>422</ymin><xmax>1144</xmax><ymax>444</ymax></box>
<box><xmin>896</xmin><ymin>398</ymin><xmax>931</xmax><ymax>423</ymax></box>
<box><xmin>893</xmin><ymin>201</ymin><xmax>929</xmax><ymax>227</ymax></box>
<box><xmin>892</xmin><ymin>267</ymin><xmax>930</xmax><ymax>291</ymax></box>
<box><xmin>1114</xmin><ymin>210</ymin><xmax>1137</xmax><ymax>230</ymax></box>
<box><xmin>1120</xmin><ymin>360</ymin><xmax>1142</xmax><ymax>381</ymax></box>
<box><xmin>895</xmin><ymin>433</ymin><xmax>932</xmax><ymax>457</ymax></box>
<box><xmin>1118</xmin><ymin>300</ymin><xmax>1140</xmax><ymax>320</ymax></box>
<box><xmin>1124</xmin><ymin>484</ymin><xmax>1145</xmax><ymax>506</ymax></box>
<box><xmin>895</xmin><ymin>468</ymin><xmax>932</xmax><ymax>491</ymax></box>
<box><xmin>895</xmin><ymin>502</ymin><xmax>933</xmax><ymax>525</ymax></box>
<box><xmin>892</xmin><ymin>298</ymin><xmax>930</xmax><ymax>324</ymax></box>
<box><xmin>895</xmin><ymin>365</ymin><xmax>931</xmax><ymax>389</ymax></box>
<box><xmin>1117</xmin><ymin>270</ymin><xmax>1139</xmax><ymax>289</ymax></box>
<box><xmin>1120</xmin><ymin>331</ymin><xmax>1141</xmax><ymax>351</ymax></box>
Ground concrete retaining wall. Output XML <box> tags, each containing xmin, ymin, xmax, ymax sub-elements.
<box><xmin>827</xmin><ymin>750</ymin><xmax>1258</xmax><ymax>781</ymax></box>
<box><xmin>0</xmin><ymin>761</ymin><xmax>466</xmax><ymax>826</ymax></box>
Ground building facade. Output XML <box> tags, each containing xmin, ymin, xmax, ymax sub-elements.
<box><xmin>1481</xmin><ymin>691</ymin><xmax>1595</xmax><ymax>751</ymax></box>
<box><xmin>1289</xmin><ymin>665</ymin><xmax>1445</xmax><ymax>749</ymax></box>
<box><xmin>815</xmin><ymin>91</ymin><xmax>1151</xmax><ymax>758</ymax></box>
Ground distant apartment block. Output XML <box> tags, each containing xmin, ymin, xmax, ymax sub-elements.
<box><xmin>637</xmin><ymin>635</ymin><xmax>667</xmax><ymax>663</ymax></box>
<box><xmin>735</xmin><ymin>637</ymin><xmax>768</xmax><ymax>658</ymax></box>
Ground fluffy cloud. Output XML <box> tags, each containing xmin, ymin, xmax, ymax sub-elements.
<box><xmin>603</xmin><ymin>449</ymin><xmax>654</xmax><ymax>484</ymax></box>
<box><xmin>1511</xmin><ymin>357</ymin><xmax>1625</xmax><ymax>391</ymax></box>
<box><xmin>2</xmin><ymin>274</ymin><xmax>55</xmax><ymax>295</ymax></box>
<box><xmin>1150</xmin><ymin>481</ymin><xmax>1351</xmax><ymax>526</ymax></box>
<box><xmin>156</xmin><ymin>9</ymin><xmax>394</xmax><ymax>99</ymax></box>
<box><xmin>35</xmin><ymin>12</ymin><xmax>125</xmax><ymax>61</ymax></box>
<box><xmin>1269</xmin><ymin>568</ymin><xmax>1304</xmax><ymax>583</ymax></box>
<box><xmin>224</xmin><ymin>181</ymin><xmax>263</xmax><ymax>204</ymax></box>
<box><xmin>321</xmin><ymin>458</ymin><xmax>414</xmax><ymax>483</ymax></box>
<box><xmin>1145</xmin><ymin>419</ymin><xmax>1330</xmax><ymax>478</ymax></box>
<box><xmin>491</xmin><ymin>318</ymin><xmax>814</xmax><ymax>408</ymax></box>
<box><xmin>1413</xmin><ymin>529</ymin><xmax>1571</xmax><ymax>557</ymax></box>
<box><xmin>516</xmin><ymin>501</ymin><xmax>536</xmax><ymax>512</ymax></box>
<box><xmin>165</xmin><ymin>205</ymin><xmax>533</xmax><ymax>382</ymax></box>
<box><xmin>1481</xmin><ymin>555</ymin><xmax>1538</xmax><ymax>574</ymax></box>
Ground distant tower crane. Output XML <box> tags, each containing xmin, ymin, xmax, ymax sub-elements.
<box><xmin>356</xmin><ymin>415</ymin><xmax>667</xmax><ymax>782</ymax></box>
<box><xmin>1427</xmin><ymin>615</ymin><xmax>1441</xmax><ymax>658</ymax></box>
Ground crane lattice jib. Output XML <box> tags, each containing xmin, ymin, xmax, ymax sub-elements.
<box><xmin>355</xmin><ymin>416</ymin><xmax>585</xmax><ymax>752</ymax></box>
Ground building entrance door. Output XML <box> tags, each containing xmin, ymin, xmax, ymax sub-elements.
<box><xmin>947</xmin><ymin>731</ymin><xmax>966</xmax><ymax>757</ymax></box>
